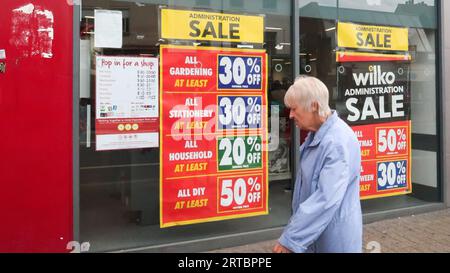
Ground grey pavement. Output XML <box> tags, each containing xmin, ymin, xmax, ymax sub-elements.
<box><xmin>208</xmin><ymin>208</ymin><xmax>450</xmax><ymax>253</ymax></box>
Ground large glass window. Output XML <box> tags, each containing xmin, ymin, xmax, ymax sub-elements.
<box><xmin>79</xmin><ymin>0</ymin><xmax>293</xmax><ymax>252</ymax></box>
<box><xmin>298</xmin><ymin>0</ymin><xmax>441</xmax><ymax>212</ymax></box>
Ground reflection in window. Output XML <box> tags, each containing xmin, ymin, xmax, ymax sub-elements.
<box><xmin>79</xmin><ymin>0</ymin><xmax>294</xmax><ymax>252</ymax></box>
<box><xmin>298</xmin><ymin>0</ymin><xmax>441</xmax><ymax>211</ymax></box>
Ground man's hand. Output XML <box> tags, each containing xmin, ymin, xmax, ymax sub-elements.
<box><xmin>272</xmin><ymin>242</ymin><xmax>292</xmax><ymax>253</ymax></box>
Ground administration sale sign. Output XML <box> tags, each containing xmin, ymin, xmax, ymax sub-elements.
<box><xmin>160</xmin><ymin>45</ymin><xmax>269</xmax><ymax>227</ymax></box>
<box><xmin>337</xmin><ymin>21</ymin><xmax>412</xmax><ymax>200</ymax></box>
<box><xmin>337</xmin><ymin>52</ymin><xmax>412</xmax><ymax>199</ymax></box>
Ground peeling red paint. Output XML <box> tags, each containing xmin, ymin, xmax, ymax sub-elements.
<box><xmin>10</xmin><ymin>3</ymin><xmax>54</xmax><ymax>58</ymax></box>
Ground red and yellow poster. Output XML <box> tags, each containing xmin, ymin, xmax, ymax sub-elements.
<box><xmin>336</xmin><ymin>51</ymin><xmax>412</xmax><ymax>199</ymax></box>
<box><xmin>160</xmin><ymin>45</ymin><xmax>268</xmax><ymax>227</ymax></box>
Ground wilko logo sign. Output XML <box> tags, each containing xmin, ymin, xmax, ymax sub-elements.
<box><xmin>353</xmin><ymin>65</ymin><xmax>396</xmax><ymax>86</ymax></box>
<box><xmin>339</xmin><ymin>62</ymin><xmax>410</xmax><ymax>125</ymax></box>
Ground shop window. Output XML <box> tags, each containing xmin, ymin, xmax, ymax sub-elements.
<box><xmin>298</xmin><ymin>0</ymin><xmax>441</xmax><ymax>212</ymax></box>
<box><xmin>79</xmin><ymin>0</ymin><xmax>293</xmax><ymax>252</ymax></box>
<box><xmin>263</xmin><ymin>0</ymin><xmax>277</xmax><ymax>10</ymax></box>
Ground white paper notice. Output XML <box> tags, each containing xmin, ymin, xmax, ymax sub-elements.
<box><xmin>0</xmin><ymin>50</ymin><xmax>5</xmax><ymax>59</ymax></box>
<box><xmin>95</xmin><ymin>56</ymin><xmax>159</xmax><ymax>151</ymax></box>
<box><xmin>94</xmin><ymin>10</ymin><xmax>123</xmax><ymax>49</ymax></box>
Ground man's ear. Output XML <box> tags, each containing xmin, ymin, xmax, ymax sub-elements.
<box><xmin>311</xmin><ymin>101</ymin><xmax>319</xmax><ymax>113</ymax></box>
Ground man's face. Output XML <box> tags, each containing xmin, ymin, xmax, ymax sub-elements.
<box><xmin>288</xmin><ymin>102</ymin><xmax>317</xmax><ymax>131</ymax></box>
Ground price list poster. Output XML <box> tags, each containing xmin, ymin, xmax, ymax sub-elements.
<box><xmin>336</xmin><ymin>23</ymin><xmax>412</xmax><ymax>199</ymax></box>
<box><xmin>95</xmin><ymin>56</ymin><xmax>159</xmax><ymax>151</ymax></box>
<box><xmin>159</xmin><ymin>45</ymin><xmax>269</xmax><ymax>227</ymax></box>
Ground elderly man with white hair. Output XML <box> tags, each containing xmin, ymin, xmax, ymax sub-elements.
<box><xmin>273</xmin><ymin>75</ymin><xmax>363</xmax><ymax>253</ymax></box>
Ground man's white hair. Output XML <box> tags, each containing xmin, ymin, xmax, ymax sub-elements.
<box><xmin>284</xmin><ymin>75</ymin><xmax>331</xmax><ymax>118</ymax></box>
